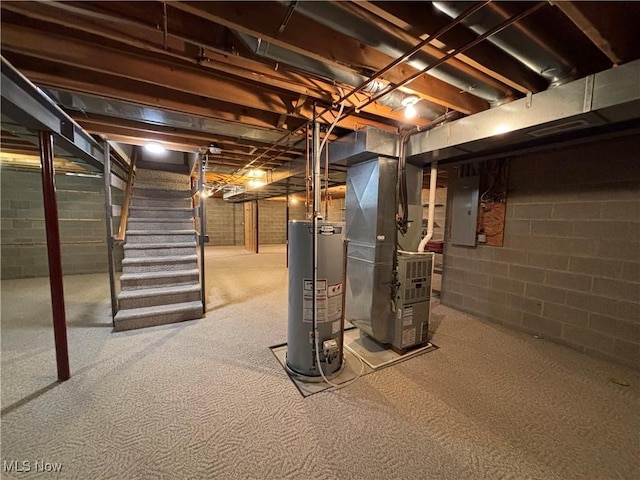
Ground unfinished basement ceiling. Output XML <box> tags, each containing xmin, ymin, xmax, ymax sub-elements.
<box><xmin>1</xmin><ymin>1</ymin><xmax>639</xmax><ymax>195</ymax></box>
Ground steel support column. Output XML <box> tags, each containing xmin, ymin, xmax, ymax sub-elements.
<box><xmin>38</xmin><ymin>131</ymin><xmax>70</xmax><ymax>382</ymax></box>
<box><xmin>285</xmin><ymin>192</ymin><xmax>290</xmax><ymax>268</ymax></box>
<box><xmin>254</xmin><ymin>200</ymin><xmax>259</xmax><ymax>254</ymax></box>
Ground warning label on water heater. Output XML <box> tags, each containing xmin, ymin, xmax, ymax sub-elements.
<box><xmin>303</xmin><ymin>279</ymin><xmax>342</xmax><ymax>323</ymax></box>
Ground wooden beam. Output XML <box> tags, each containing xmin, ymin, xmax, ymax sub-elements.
<box><xmin>75</xmin><ymin>117</ymin><xmax>297</xmax><ymax>166</ymax></box>
<box><xmin>1</xmin><ymin>25</ymin><xmax>298</xmax><ymax>115</ymax></box>
<box><xmin>2</xmin><ymin>4</ymin><xmax>439</xmax><ymax>128</ymax></box>
<box><xmin>550</xmin><ymin>1</ymin><xmax>627</xmax><ymax>65</ymax></box>
<box><xmin>9</xmin><ymin>61</ymin><xmax>296</xmax><ymax>131</ymax></box>
<box><xmin>3</xmin><ymin>24</ymin><xmax>399</xmax><ymax>133</ymax></box>
<box><xmin>172</xmin><ymin>1</ymin><xmax>488</xmax><ymax>114</ymax></box>
<box><xmin>363</xmin><ymin>1</ymin><xmax>547</xmax><ymax>94</ymax></box>
<box><xmin>338</xmin><ymin>2</ymin><xmax>515</xmax><ymax>97</ymax></box>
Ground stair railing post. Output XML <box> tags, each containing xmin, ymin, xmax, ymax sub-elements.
<box><xmin>117</xmin><ymin>147</ymin><xmax>138</xmax><ymax>241</ymax></box>
<box><xmin>103</xmin><ymin>141</ymin><xmax>118</xmax><ymax>323</ymax></box>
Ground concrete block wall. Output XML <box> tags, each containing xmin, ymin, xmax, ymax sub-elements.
<box><xmin>205</xmin><ymin>198</ymin><xmax>244</xmax><ymax>246</ymax></box>
<box><xmin>204</xmin><ymin>196</ymin><xmax>344</xmax><ymax>247</ymax></box>
<box><xmin>258</xmin><ymin>199</ymin><xmax>287</xmax><ymax>244</ymax></box>
<box><xmin>289</xmin><ymin>201</ymin><xmax>307</xmax><ymax>221</ymax></box>
<box><xmin>441</xmin><ymin>134</ymin><xmax>640</xmax><ymax>368</ymax></box>
<box><xmin>1</xmin><ymin>168</ymin><xmax>121</xmax><ymax>279</ymax></box>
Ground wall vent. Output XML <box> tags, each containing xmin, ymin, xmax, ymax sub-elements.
<box><xmin>528</xmin><ymin>119</ymin><xmax>591</xmax><ymax>138</ymax></box>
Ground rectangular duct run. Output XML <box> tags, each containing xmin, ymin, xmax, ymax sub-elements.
<box><xmin>406</xmin><ymin>59</ymin><xmax>640</xmax><ymax>164</ymax></box>
<box><xmin>344</xmin><ymin>155</ymin><xmax>425</xmax><ymax>349</ymax></box>
<box><xmin>345</xmin><ymin>157</ymin><xmax>397</xmax><ymax>344</ymax></box>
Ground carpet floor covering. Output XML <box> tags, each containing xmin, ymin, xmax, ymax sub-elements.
<box><xmin>1</xmin><ymin>245</ymin><xmax>638</xmax><ymax>479</ymax></box>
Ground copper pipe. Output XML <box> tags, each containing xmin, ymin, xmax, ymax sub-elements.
<box><xmin>324</xmin><ymin>141</ymin><xmax>329</xmax><ymax>220</ymax></box>
<box><xmin>212</xmin><ymin>2</ymin><xmax>492</xmax><ymax>192</ymax></box>
<box><xmin>39</xmin><ymin>131</ymin><xmax>70</xmax><ymax>382</ymax></box>
<box><xmin>305</xmin><ymin>124</ymin><xmax>311</xmax><ymax>218</ymax></box>
<box><xmin>334</xmin><ymin>0</ymin><xmax>490</xmax><ymax>105</ymax></box>
<box><xmin>346</xmin><ymin>3</ymin><xmax>546</xmax><ymax>120</ymax></box>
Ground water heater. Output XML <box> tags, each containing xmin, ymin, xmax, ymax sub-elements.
<box><xmin>286</xmin><ymin>220</ymin><xmax>345</xmax><ymax>380</ymax></box>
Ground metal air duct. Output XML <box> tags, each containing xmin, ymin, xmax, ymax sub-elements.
<box><xmin>288</xmin><ymin>1</ymin><xmax>513</xmax><ymax>105</ymax></box>
<box><xmin>44</xmin><ymin>88</ymin><xmax>293</xmax><ymax>146</ymax></box>
<box><xmin>432</xmin><ymin>1</ymin><xmax>577</xmax><ymax>86</ymax></box>
<box><xmin>234</xmin><ymin>31</ymin><xmax>445</xmax><ymax>120</ymax></box>
<box><xmin>406</xmin><ymin>59</ymin><xmax>640</xmax><ymax>163</ymax></box>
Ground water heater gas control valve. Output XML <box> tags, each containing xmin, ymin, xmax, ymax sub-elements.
<box><xmin>322</xmin><ymin>339</ymin><xmax>340</xmax><ymax>364</ymax></box>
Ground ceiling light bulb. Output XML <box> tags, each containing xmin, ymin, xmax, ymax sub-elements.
<box><xmin>247</xmin><ymin>169</ymin><xmax>265</xmax><ymax>178</ymax></box>
<box><xmin>248</xmin><ymin>179</ymin><xmax>265</xmax><ymax>188</ymax></box>
<box><xmin>144</xmin><ymin>142</ymin><xmax>165</xmax><ymax>154</ymax></box>
<box><xmin>405</xmin><ymin>103</ymin><xmax>417</xmax><ymax>119</ymax></box>
<box><xmin>208</xmin><ymin>143</ymin><xmax>222</xmax><ymax>154</ymax></box>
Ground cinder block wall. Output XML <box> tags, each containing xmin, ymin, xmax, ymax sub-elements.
<box><xmin>1</xmin><ymin>168</ymin><xmax>122</xmax><ymax>279</ymax></box>
<box><xmin>441</xmin><ymin>134</ymin><xmax>640</xmax><ymax>368</ymax></box>
<box><xmin>204</xmin><ymin>196</ymin><xmax>344</xmax><ymax>246</ymax></box>
<box><xmin>205</xmin><ymin>198</ymin><xmax>244</xmax><ymax>246</ymax></box>
<box><xmin>289</xmin><ymin>201</ymin><xmax>307</xmax><ymax>221</ymax></box>
<box><xmin>258</xmin><ymin>199</ymin><xmax>287</xmax><ymax>244</ymax></box>
<box><xmin>261</xmin><ymin>197</ymin><xmax>345</xmax><ymax>244</ymax></box>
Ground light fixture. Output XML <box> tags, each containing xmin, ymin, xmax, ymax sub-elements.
<box><xmin>401</xmin><ymin>96</ymin><xmax>420</xmax><ymax>119</ymax></box>
<box><xmin>144</xmin><ymin>142</ymin><xmax>165</xmax><ymax>154</ymax></box>
<box><xmin>290</xmin><ymin>197</ymin><xmax>298</xmax><ymax>205</ymax></box>
<box><xmin>201</xmin><ymin>185</ymin><xmax>214</xmax><ymax>198</ymax></box>
<box><xmin>247</xmin><ymin>179</ymin><xmax>265</xmax><ymax>188</ymax></box>
<box><xmin>247</xmin><ymin>168</ymin><xmax>265</xmax><ymax>178</ymax></box>
<box><xmin>405</xmin><ymin>103</ymin><xmax>417</xmax><ymax>119</ymax></box>
<box><xmin>208</xmin><ymin>143</ymin><xmax>222</xmax><ymax>155</ymax></box>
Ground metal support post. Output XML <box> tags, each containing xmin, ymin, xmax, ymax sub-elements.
<box><xmin>38</xmin><ymin>131</ymin><xmax>70</xmax><ymax>382</ymax></box>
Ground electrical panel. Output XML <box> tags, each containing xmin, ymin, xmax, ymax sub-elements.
<box><xmin>450</xmin><ymin>176</ymin><xmax>479</xmax><ymax>247</ymax></box>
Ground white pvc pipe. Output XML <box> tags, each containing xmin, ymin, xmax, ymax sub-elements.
<box><xmin>418</xmin><ymin>161</ymin><xmax>438</xmax><ymax>253</ymax></box>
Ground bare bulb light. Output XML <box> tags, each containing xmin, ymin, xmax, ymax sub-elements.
<box><xmin>247</xmin><ymin>179</ymin><xmax>265</xmax><ymax>188</ymax></box>
<box><xmin>404</xmin><ymin>103</ymin><xmax>417</xmax><ymax>119</ymax></box>
<box><xmin>144</xmin><ymin>142</ymin><xmax>165</xmax><ymax>154</ymax></box>
<box><xmin>401</xmin><ymin>95</ymin><xmax>420</xmax><ymax>120</ymax></box>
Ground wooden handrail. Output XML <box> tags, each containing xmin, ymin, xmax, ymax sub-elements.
<box><xmin>116</xmin><ymin>146</ymin><xmax>138</xmax><ymax>241</ymax></box>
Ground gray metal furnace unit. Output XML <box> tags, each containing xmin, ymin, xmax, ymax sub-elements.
<box><xmin>286</xmin><ymin>220</ymin><xmax>346</xmax><ymax>379</ymax></box>
<box><xmin>344</xmin><ymin>154</ymin><xmax>431</xmax><ymax>352</ymax></box>
<box><xmin>394</xmin><ymin>252</ymin><xmax>434</xmax><ymax>349</ymax></box>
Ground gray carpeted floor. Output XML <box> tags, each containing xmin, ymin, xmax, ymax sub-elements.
<box><xmin>1</xmin><ymin>245</ymin><xmax>638</xmax><ymax>479</ymax></box>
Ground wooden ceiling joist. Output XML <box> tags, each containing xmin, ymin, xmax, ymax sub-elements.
<box><xmin>171</xmin><ymin>1</ymin><xmax>489</xmax><ymax>115</ymax></box>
